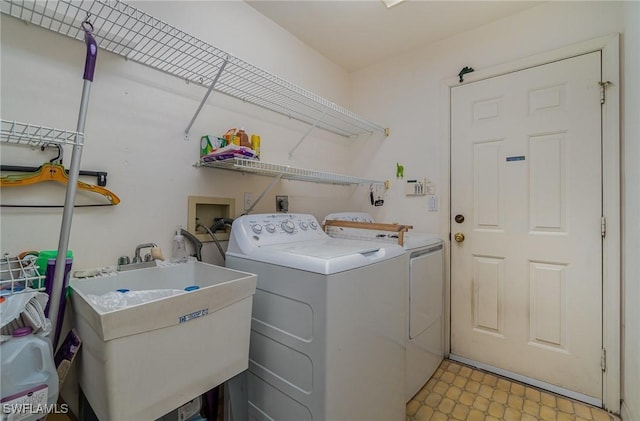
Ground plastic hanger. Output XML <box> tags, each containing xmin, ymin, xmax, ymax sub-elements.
<box><xmin>0</xmin><ymin>146</ymin><xmax>120</xmax><ymax>205</ymax></box>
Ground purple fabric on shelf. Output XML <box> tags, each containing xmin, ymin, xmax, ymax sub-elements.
<box><xmin>201</xmin><ymin>153</ymin><xmax>236</xmax><ymax>162</ymax></box>
<box><xmin>200</xmin><ymin>144</ymin><xmax>257</xmax><ymax>162</ymax></box>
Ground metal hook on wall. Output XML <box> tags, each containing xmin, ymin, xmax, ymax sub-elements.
<box><xmin>458</xmin><ymin>66</ymin><xmax>475</xmax><ymax>83</ymax></box>
<box><xmin>46</xmin><ymin>144</ymin><xmax>63</xmax><ymax>164</ymax></box>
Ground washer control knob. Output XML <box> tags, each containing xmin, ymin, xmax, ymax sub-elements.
<box><xmin>299</xmin><ymin>222</ymin><xmax>308</xmax><ymax>230</ymax></box>
<box><xmin>265</xmin><ymin>223</ymin><xmax>276</xmax><ymax>233</ymax></box>
<box><xmin>251</xmin><ymin>224</ymin><xmax>263</xmax><ymax>234</ymax></box>
<box><xmin>309</xmin><ymin>221</ymin><xmax>318</xmax><ymax>230</ymax></box>
<box><xmin>282</xmin><ymin>220</ymin><xmax>296</xmax><ymax>233</ymax></box>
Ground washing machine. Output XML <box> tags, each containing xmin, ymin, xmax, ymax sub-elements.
<box><xmin>324</xmin><ymin>212</ymin><xmax>444</xmax><ymax>401</ymax></box>
<box><xmin>225</xmin><ymin>213</ymin><xmax>407</xmax><ymax>421</ymax></box>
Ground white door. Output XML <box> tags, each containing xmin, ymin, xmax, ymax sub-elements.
<box><xmin>450</xmin><ymin>52</ymin><xmax>603</xmax><ymax>401</ymax></box>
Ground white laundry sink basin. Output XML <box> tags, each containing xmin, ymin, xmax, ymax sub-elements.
<box><xmin>69</xmin><ymin>261</ymin><xmax>257</xmax><ymax>421</ymax></box>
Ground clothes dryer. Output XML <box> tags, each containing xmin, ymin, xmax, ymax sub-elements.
<box><xmin>324</xmin><ymin>212</ymin><xmax>444</xmax><ymax>401</ymax></box>
<box><xmin>226</xmin><ymin>213</ymin><xmax>407</xmax><ymax>421</ymax></box>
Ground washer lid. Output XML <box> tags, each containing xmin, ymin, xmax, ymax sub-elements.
<box><xmin>227</xmin><ymin>238</ymin><xmax>405</xmax><ymax>275</ymax></box>
<box><xmin>263</xmin><ymin>238</ymin><xmax>381</xmax><ymax>259</ymax></box>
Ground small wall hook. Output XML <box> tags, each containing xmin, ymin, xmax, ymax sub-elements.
<box><xmin>458</xmin><ymin>66</ymin><xmax>475</xmax><ymax>83</ymax></box>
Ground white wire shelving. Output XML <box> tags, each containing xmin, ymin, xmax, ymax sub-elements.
<box><xmin>0</xmin><ymin>119</ymin><xmax>83</xmax><ymax>148</ymax></box>
<box><xmin>0</xmin><ymin>254</ymin><xmax>45</xmax><ymax>295</ymax></box>
<box><xmin>199</xmin><ymin>158</ymin><xmax>384</xmax><ymax>186</ymax></box>
<box><xmin>0</xmin><ymin>0</ymin><xmax>388</xmax><ymax>139</ymax></box>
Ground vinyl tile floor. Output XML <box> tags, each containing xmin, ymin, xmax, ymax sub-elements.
<box><xmin>406</xmin><ymin>359</ymin><xmax>620</xmax><ymax>421</ymax></box>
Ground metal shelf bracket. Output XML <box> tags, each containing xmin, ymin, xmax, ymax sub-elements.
<box><xmin>243</xmin><ymin>173</ymin><xmax>285</xmax><ymax>215</ymax></box>
<box><xmin>288</xmin><ymin>106</ymin><xmax>330</xmax><ymax>159</ymax></box>
<box><xmin>184</xmin><ymin>56</ymin><xmax>229</xmax><ymax>141</ymax></box>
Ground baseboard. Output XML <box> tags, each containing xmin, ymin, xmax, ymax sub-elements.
<box><xmin>449</xmin><ymin>354</ymin><xmax>602</xmax><ymax>407</ymax></box>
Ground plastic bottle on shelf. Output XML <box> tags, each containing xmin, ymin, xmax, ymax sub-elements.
<box><xmin>0</xmin><ymin>326</ymin><xmax>59</xmax><ymax>421</ymax></box>
<box><xmin>251</xmin><ymin>134</ymin><xmax>261</xmax><ymax>159</ymax></box>
<box><xmin>172</xmin><ymin>226</ymin><xmax>187</xmax><ymax>263</ymax></box>
<box><xmin>237</xmin><ymin>128</ymin><xmax>251</xmax><ymax>149</ymax></box>
<box><xmin>223</xmin><ymin>128</ymin><xmax>239</xmax><ymax>146</ymax></box>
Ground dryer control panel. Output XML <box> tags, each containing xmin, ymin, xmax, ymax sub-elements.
<box><xmin>231</xmin><ymin>213</ymin><xmax>328</xmax><ymax>247</ymax></box>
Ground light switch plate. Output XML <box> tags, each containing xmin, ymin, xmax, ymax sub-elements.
<box><xmin>427</xmin><ymin>195</ymin><xmax>438</xmax><ymax>212</ymax></box>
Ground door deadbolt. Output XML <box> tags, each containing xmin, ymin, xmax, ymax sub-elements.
<box><xmin>455</xmin><ymin>214</ymin><xmax>465</xmax><ymax>224</ymax></box>
<box><xmin>454</xmin><ymin>232</ymin><xmax>465</xmax><ymax>243</ymax></box>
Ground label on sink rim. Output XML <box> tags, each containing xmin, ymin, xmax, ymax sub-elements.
<box><xmin>179</xmin><ymin>308</ymin><xmax>209</xmax><ymax>324</ymax></box>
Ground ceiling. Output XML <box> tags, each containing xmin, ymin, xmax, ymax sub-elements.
<box><xmin>246</xmin><ymin>0</ymin><xmax>542</xmax><ymax>73</ymax></box>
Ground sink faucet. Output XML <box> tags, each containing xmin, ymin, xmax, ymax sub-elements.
<box><xmin>117</xmin><ymin>243</ymin><xmax>165</xmax><ymax>271</ymax></box>
<box><xmin>133</xmin><ymin>243</ymin><xmax>158</xmax><ymax>263</ymax></box>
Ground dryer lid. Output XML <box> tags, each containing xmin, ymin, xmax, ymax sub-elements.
<box><xmin>323</xmin><ymin>211</ymin><xmax>442</xmax><ymax>251</ymax></box>
<box><xmin>403</xmin><ymin>233</ymin><xmax>443</xmax><ymax>250</ymax></box>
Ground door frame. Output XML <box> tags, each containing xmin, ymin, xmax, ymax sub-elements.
<box><xmin>439</xmin><ymin>33</ymin><xmax>620</xmax><ymax>412</ymax></box>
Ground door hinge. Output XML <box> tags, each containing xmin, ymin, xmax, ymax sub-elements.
<box><xmin>601</xmin><ymin>216</ymin><xmax>606</xmax><ymax>238</ymax></box>
<box><xmin>601</xmin><ymin>348</ymin><xmax>607</xmax><ymax>372</ymax></box>
<box><xmin>599</xmin><ymin>81</ymin><xmax>612</xmax><ymax>105</ymax></box>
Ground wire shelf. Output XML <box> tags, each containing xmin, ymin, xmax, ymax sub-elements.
<box><xmin>1</xmin><ymin>0</ymin><xmax>387</xmax><ymax>138</ymax></box>
<box><xmin>1</xmin><ymin>119</ymin><xmax>83</xmax><ymax>147</ymax></box>
<box><xmin>200</xmin><ymin>158</ymin><xmax>384</xmax><ymax>186</ymax></box>
<box><xmin>0</xmin><ymin>254</ymin><xmax>45</xmax><ymax>295</ymax></box>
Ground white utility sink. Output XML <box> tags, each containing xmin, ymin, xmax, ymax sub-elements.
<box><xmin>70</xmin><ymin>261</ymin><xmax>257</xmax><ymax>421</ymax></box>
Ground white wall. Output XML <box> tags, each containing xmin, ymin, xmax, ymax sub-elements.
<box><xmin>622</xmin><ymin>2</ymin><xmax>640</xmax><ymax>420</ymax></box>
<box><xmin>0</xmin><ymin>1</ymin><xmax>360</xmax><ymax>270</ymax></box>
<box><xmin>349</xmin><ymin>1</ymin><xmax>637</xmax><ymax>417</ymax></box>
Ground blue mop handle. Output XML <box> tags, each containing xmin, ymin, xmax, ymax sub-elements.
<box><xmin>82</xmin><ymin>20</ymin><xmax>97</xmax><ymax>82</ymax></box>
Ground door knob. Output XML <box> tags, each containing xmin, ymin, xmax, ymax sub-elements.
<box><xmin>454</xmin><ymin>232</ymin><xmax>465</xmax><ymax>243</ymax></box>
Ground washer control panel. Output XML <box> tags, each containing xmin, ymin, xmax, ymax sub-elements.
<box><xmin>234</xmin><ymin>213</ymin><xmax>327</xmax><ymax>246</ymax></box>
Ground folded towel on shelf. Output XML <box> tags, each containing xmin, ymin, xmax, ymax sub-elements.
<box><xmin>201</xmin><ymin>144</ymin><xmax>257</xmax><ymax>162</ymax></box>
<box><xmin>0</xmin><ymin>290</ymin><xmax>51</xmax><ymax>342</ymax></box>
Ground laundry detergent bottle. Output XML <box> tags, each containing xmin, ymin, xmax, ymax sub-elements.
<box><xmin>0</xmin><ymin>327</ymin><xmax>59</xmax><ymax>421</ymax></box>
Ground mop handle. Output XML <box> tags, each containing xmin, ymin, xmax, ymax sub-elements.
<box><xmin>82</xmin><ymin>19</ymin><xmax>97</xmax><ymax>82</ymax></box>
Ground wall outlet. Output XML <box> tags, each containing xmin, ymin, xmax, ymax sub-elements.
<box><xmin>244</xmin><ymin>192</ymin><xmax>255</xmax><ymax>211</ymax></box>
<box><xmin>276</xmin><ymin>195</ymin><xmax>289</xmax><ymax>212</ymax></box>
